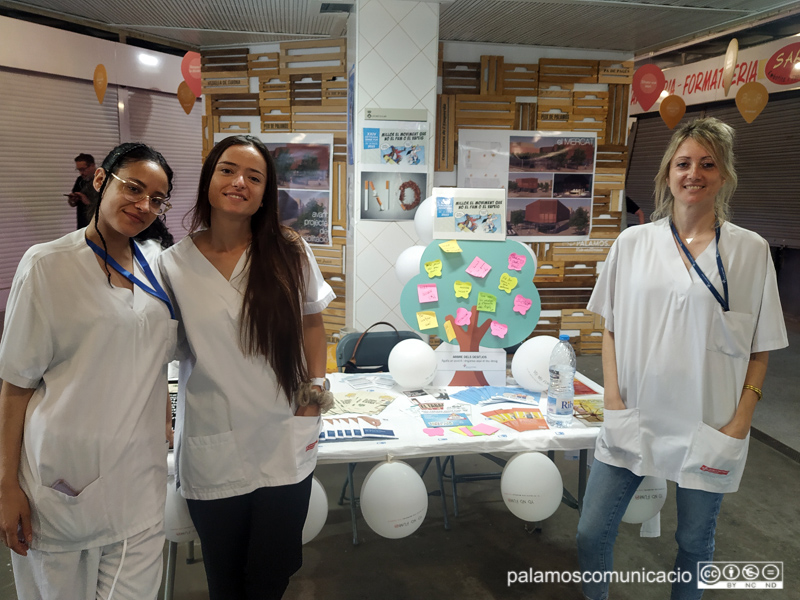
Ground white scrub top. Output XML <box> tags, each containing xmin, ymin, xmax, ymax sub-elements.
<box><xmin>588</xmin><ymin>218</ymin><xmax>788</xmax><ymax>494</ymax></box>
<box><xmin>0</xmin><ymin>229</ymin><xmax>176</xmax><ymax>552</ymax></box>
<box><xmin>158</xmin><ymin>235</ymin><xmax>335</xmax><ymax>501</ymax></box>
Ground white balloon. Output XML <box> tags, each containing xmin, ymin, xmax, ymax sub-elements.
<box><xmin>413</xmin><ymin>196</ymin><xmax>435</xmax><ymax>245</ymax></box>
<box><xmin>388</xmin><ymin>338</ymin><xmax>437</xmax><ymax>388</ymax></box>
<box><xmin>395</xmin><ymin>245</ymin><xmax>426</xmax><ymax>285</ymax></box>
<box><xmin>165</xmin><ymin>476</ymin><xmax>198</xmax><ymax>543</ymax></box>
<box><xmin>501</xmin><ymin>452</ymin><xmax>563</xmax><ymax>522</ymax></box>
<box><xmin>302</xmin><ymin>476</ymin><xmax>328</xmax><ymax>544</ymax></box>
<box><xmin>360</xmin><ymin>460</ymin><xmax>428</xmax><ymax>539</ymax></box>
<box><xmin>511</xmin><ymin>335</ymin><xmax>560</xmax><ymax>392</ymax></box>
<box><xmin>622</xmin><ymin>476</ymin><xmax>668</xmax><ymax>524</ymax></box>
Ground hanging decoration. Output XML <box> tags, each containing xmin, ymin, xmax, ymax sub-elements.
<box><xmin>181</xmin><ymin>51</ymin><xmax>202</xmax><ymax>98</ymax></box>
<box><xmin>659</xmin><ymin>95</ymin><xmax>686</xmax><ymax>129</ymax></box>
<box><xmin>735</xmin><ymin>81</ymin><xmax>769</xmax><ymax>123</ymax></box>
<box><xmin>722</xmin><ymin>38</ymin><xmax>739</xmax><ymax>96</ymax></box>
<box><xmin>177</xmin><ymin>81</ymin><xmax>196</xmax><ymax>115</ymax></box>
<box><xmin>93</xmin><ymin>64</ymin><xmax>108</xmax><ymax>104</ymax></box>
<box><xmin>632</xmin><ymin>64</ymin><xmax>665</xmax><ymax>111</ymax></box>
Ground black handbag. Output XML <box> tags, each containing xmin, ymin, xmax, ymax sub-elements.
<box><xmin>338</xmin><ymin>322</ymin><xmax>421</xmax><ymax>373</ymax></box>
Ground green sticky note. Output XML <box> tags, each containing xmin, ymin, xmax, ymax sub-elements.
<box><xmin>477</xmin><ymin>292</ymin><xmax>497</xmax><ymax>313</ymax></box>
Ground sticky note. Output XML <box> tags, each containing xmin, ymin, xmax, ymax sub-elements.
<box><xmin>498</xmin><ymin>273</ymin><xmax>518</xmax><ymax>294</ymax></box>
<box><xmin>439</xmin><ymin>240</ymin><xmax>462</xmax><ymax>253</ymax></box>
<box><xmin>477</xmin><ymin>292</ymin><xmax>497</xmax><ymax>313</ymax></box>
<box><xmin>472</xmin><ymin>423</ymin><xmax>499</xmax><ymax>435</ymax></box>
<box><xmin>490</xmin><ymin>321</ymin><xmax>508</xmax><ymax>338</ymax></box>
<box><xmin>513</xmin><ymin>294</ymin><xmax>533</xmax><ymax>315</ymax></box>
<box><xmin>444</xmin><ymin>320</ymin><xmax>456</xmax><ymax>342</ymax></box>
<box><xmin>508</xmin><ymin>253</ymin><xmax>527</xmax><ymax>271</ymax></box>
<box><xmin>423</xmin><ymin>427</ymin><xmax>445</xmax><ymax>437</ymax></box>
<box><xmin>458</xmin><ymin>426</ymin><xmax>476</xmax><ymax>437</ymax></box>
<box><xmin>417</xmin><ymin>283</ymin><xmax>438</xmax><ymax>303</ymax></box>
<box><xmin>455</xmin><ymin>307</ymin><xmax>471</xmax><ymax>326</ymax></box>
<box><xmin>424</xmin><ymin>260</ymin><xmax>442</xmax><ymax>278</ymax></box>
<box><xmin>416</xmin><ymin>311</ymin><xmax>438</xmax><ymax>330</ymax></box>
<box><xmin>454</xmin><ymin>280</ymin><xmax>472</xmax><ymax>299</ymax></box>
<box><xmin>465</xmin><ymin>256</ymin><xmax>491</xmax><ymax>278</ymax></box>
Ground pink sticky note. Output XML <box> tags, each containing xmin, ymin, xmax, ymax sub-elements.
<box><xmin>490</xmin><ymin>321</ymin><xmax>508</xmax><ymax>339</ymax></box>
<box><xmin>417</xmin><ymin>283</ymin><xmax>438</xmax><ymax>303</ymax></box>
<box><xmin>472</xmin><ymin>423</ymin><xmax>500</xmax><ymax>435</ymax></box>
<box><xmin>513</xmin><ymin>294</ymin><xmax>533</xmax><ymax>316</ymax></box>
<box><xmin>423</xmin><ymin>427</ymin><xmax>445</xmax><ymax>437</ymax></box>
<box><xmin>508</xmin><ymin>253</ymin><xmax>527</xmax><ymax>271</ymax></box>
<box><xmin>465</xmin><ymin>256</ymin><xmax>492</xmax><ymax>278</ymax></box>
<box><xmin>459</xmin><ymin>426</ymin><xmax>476</xmax><ymax>437</ymax></box>
<box><xmin>455</xmin><ymin>307</ymin><xmax>471</xmax><ymax>326</ymax></box>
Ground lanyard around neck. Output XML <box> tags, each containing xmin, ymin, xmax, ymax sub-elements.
<box><xmin>85</xmin><ymin>237</ymin><xmax>175</xmax><ymax>319</ymax></box>
<box><xmin>669</xmin><ymin>220</ymin><xmax>729</xmax><ymax>312</ymax></box>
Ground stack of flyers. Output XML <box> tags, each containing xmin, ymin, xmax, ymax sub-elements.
<box><xmin>450</xmin><ymin>386</ymin><xmax>541</xmax><ymax>407</ymax></box>
<box><xmin>421</xmin><ymin>412</ymin><xmax>472</xmax><ymax>428</ymax></box>
<box><xmin>329</xmin><ymin>391</ymin><xmax>395</xmax><ymax>416</ymax></box>
<box><xmin>574</xmin><ymin>397</ymin><xmax>604</xmax><ymax>426</ymax></box>
<box><xmin>575</xmin><ymin>379</ymin><xmax>603</xmax><ymax>396</ymax></box>
<box><xmin>482</xmin><ymin>408</ymin><xmax>549</xmax><ymax>431</ymax></box>
<box><xmin>319</xmin><ymin>415</ymin><xmax>396</xmax><ymax>442</ymax></box>
<box><xmin>341</xmin><ymin>374</ymin><xmax>395</xmax><ymax>390</ymax></box>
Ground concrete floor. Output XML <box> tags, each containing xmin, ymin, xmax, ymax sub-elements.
<box><xmin>1</xmin><ymin>322</ymin><xmax>797</xmax><ymax>600</ymax></box>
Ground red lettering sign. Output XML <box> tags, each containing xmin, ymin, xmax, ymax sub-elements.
<box><xmin>766</xmin><ymin>41</ymin><xmax>800</xmax><ymax>85</ymax></box>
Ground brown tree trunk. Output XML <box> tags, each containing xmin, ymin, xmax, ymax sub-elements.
<box><xmin>444</xmin><ymin>306</ymin><xmax>494</xmax><ymax>387</ymax></box>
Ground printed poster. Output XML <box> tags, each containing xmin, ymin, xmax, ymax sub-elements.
<box><xmin>431</xmin><ymin>187</ymin><xmax>506</xmax><ymax>241</ymax></box>
<box><xmin>361</xmin><ymin>120</ymin><xmax>428</xmax><ymax>172</ymax></box>
<box><xmin>360</xmin><ymin>171</ymin><xmax>427</xmax><ymax>221</ymax></box>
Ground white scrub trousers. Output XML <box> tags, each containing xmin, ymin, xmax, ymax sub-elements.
<box><xmin>11</xmin><ymin>522</ymin><xmax>164</xmax><ymax>600</ymax></box>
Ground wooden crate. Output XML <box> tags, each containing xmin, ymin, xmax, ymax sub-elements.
<box><xmin>606</xmin><ymin>84</ymin><xmax>630</xmax><ymax>145</ymax></box>
<box><xmin>598</xmin><ymin>60</ymin><xmax>634</xmax><ymax>85</ymax></box>
<box><xmin>561</xmin><ymin>262</ymin><xmax>598</xmax><ymax>288</ymax></box>
<box><xmin>539</xmin><ymin>288</ymin><xmax>593</xmax><ymax>310</ymax></box>
<box><xmin>571</xmin><ymin>116</ymin><xmax>607</xmax><ymax>144</ymax></box>
<box><xmin>480</xmin><ymin>55</ymin><xmax>504</xmax><ymax>95</ymax></box>
<box><xmin>322</xmin><ymin>78</ymin><xmax>347</xmax><ymax>106</ymax></box>
<box><xmin>201</xmin><ymin>72</ymin><xmax>250</xmax><ymax>95</ymax></box>
<box><xmin>435</xmin><ymin>94</ymin><xmax>456</xmax><ymax>172</ymax></box>
<box><xmin>561</xmin><ymin>309</ymin><xmax>600</xmax><ymax>332</ymax></box>
<box><xmin>442</xmin><ymin>62</ymin><xmax>481</xmax><ymax>95</ymax></box>
<box><xmin>515</xmin><ymin>102</ymin><xmax>537</xmax><ymax>130</ymax></box>
<box><xmin>260</xmin><ymin>109</ymin><xmax>292</xmax><ymax>132</ymax></box>
<box><xmin>580</xmin><ymin>331</ymin><xmax>604</xmax><ymax>354</ymax></box>
<box><xmin>590</xmin><ymin>212</ymin><xmax>622</xmax><ymax>239</ymax></box>
<box><xmin>211</xmin><ymin>94</ymin><xmax>259</xmax><ymax>117</ymax></box>
<box><xmin>550</xmin><ymin>240</ymin><xmax>612</xmax><ymax>262</ymax></box>
<box><xmin>455</xmin><ymin>95</ymin><xmax>516</xmax><ymax>131</ymax></box>
<box><xmin>592</xmin><ymin>189</ymin><xmax>612</xmax><ymax>215</ymax></box>
<box><xmin>533</xmin><ymin>260</ymin><xmax>565</xmax><ymax>283</ymax></box>
<box><xmin>539</xmin><ymin>59</ymin><xmax>598</xmax><ymax>84</ymax></box>
<box><xmin>531</xmin><ymin>316</ymin><xmax>562</xmax><ymax>338</ymax></box>
<box><xmin>573</xmin><ymin>91</ymin><xmax>609</xmax><ymax>115</ymax></box>
<box><xmin>279</xmin><ymin>38</ymin><xmax>345</xmax><ymax>76</ymax></box>
<box><xmin>218</xmin><ymin>121</ymin><xmax>251</xmax><ymax>134</ymax></box>
<box><xmin>258</xmin><ymin>76</ymin><xmax>291</xmax><ymax>109</ymax></box>
<box><xmin>201</xmin><ymin>48</ymin><xmax>249</xmax><ymax>73</ymax></box>
<box><xmin>594</xmin><ymin>171</ymin><xmax>625</xmax><ymax>190</ymax></box>
<box><xmin>596</xmin><ymin>144</ymin><xmax>628</xmax><ymax>172</ymax></box>
<box><xmin>248</xmin><ymin>52</ymin><xmax>279</xmax><ymax>78</ymax></box>
<box><xmin>502</xmin><ymin>63</ymin><xmax>539</xmax><ymax>96</ymax></box>
<box><xmin>538</xmin><ymin>83</ymin><xmax>574</xmax><ymax>107</ymax></box>
<box><xmin>290</xmin><ymin>105</ymin><xmax>347</xmax><ymax>134</ymax></box>
<box><xmin>290</xmin><ymin>73</ymin><xmax>323</xmax><ymax>106</ymax></box>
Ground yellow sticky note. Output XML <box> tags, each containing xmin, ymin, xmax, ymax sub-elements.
<box><xmin>444</xmin><ymin>320</ymin><xmax>456</xmax><ymax>342</ymax></box>
<box><xmin>439</xmin><ymin>240</ymin><xmax>462</xmax><ymax>253</ymax></box>
<box><xmin>424</xmin><ymin>259</ymin><xmax>443</xmax><ymax>278</ymax></box>
<box><xmin>477</xmin><ymin>292</ymin><xmax>497</xmax><ymax>313</ymax></box>
<box><xmin>454</xmin><ymin>280</ymin><xmax>472</xmax><ymax>299</ymax></box>
<box><xmin>416</xmin><ymin>311</ymin><xmax>439</xmax><ymax>330</ymax></box>
<box><xmin>498</xmin><ymin>272</ymin><xmax>518</xmax><ymax>294</ymax></box>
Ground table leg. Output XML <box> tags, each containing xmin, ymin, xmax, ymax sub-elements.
<box><xmin>578</xmin><ymin>449</ymin><xmax>588</xmax><ymax>514</ymax></box>
<box><xmin>163</xmin><ymin>540</ymin><xmax>177</xmax><ymax>600</ymax></box>
<box><xmin>434</xmin><ymin>457</ymin><xmax>450</xmax><ymax>530</ymax></box>
<box><xmin>347</xmin><ymin>462</ymin><xmax>359</xmax><ymax>546</ymax></box>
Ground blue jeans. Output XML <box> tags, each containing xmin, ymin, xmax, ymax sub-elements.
<box><xmin>576</xmin><ymin>459</ymin><xmax>724</xmax><ymax>600</ymax></box>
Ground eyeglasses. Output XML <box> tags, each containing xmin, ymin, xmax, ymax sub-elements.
<box><xmin>110</xmin><ymin>172</ymin><xmax>172</xmax><ymax>215</ymax></box>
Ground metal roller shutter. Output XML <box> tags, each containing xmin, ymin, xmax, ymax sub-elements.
<box><xmin>0</xmin><ymin>68</ymin><xmax>120</xmax><ymax>305</ymax></box>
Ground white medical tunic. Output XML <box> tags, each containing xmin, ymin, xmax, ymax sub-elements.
<box><xmin>588</xmin><ymin>218</ymin><xmax>787</xmax><ymax>494</ymax></box>
<box><xmin>158</xmin><ymin>235</ymin><xmax>335</xmax><ymax>501</ymax></box>
<box><xmin>0</xmin><ymin>229</ymin><xmax>176</xmax><ymax>552</ymax></box>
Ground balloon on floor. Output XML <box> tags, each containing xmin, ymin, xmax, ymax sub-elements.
<box><xmin>501</xmin><ymin>452</ymin><xmax>563</xmax><ymax>522</ymax></box>
<box><xmin>360</xmin><ymin>460</ymin><xmax>428</xmax><ymax>538</ymax></box>
<box><xmin>302</xmin><ymin>476</ymin><xmax>329</xmax><ymax>544</ymax></box>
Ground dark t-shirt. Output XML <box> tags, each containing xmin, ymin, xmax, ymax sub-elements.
<box><xmin>71</xmin><ymin>175</ymin><xmax>99</xmax><ymax>229</ymax></box>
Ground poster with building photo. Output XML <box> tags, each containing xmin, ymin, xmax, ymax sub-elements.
<box><xmin>431</xmin><ymin>187</ymin><xmax>506</xmax><ymax>241</ymax></box>
<box><xmin>458</xmin><ymin>130</ymin><xmax>597</xmax><ymax>242</ymax></box>
<box><xmin>361</xmin><ymin>121</ymin><xmax>428</xmax><ymax>172</ymax></box>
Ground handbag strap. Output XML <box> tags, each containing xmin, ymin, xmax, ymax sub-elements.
<box><xmin>349</xmin><ymin>321</ymin><xmax>399</xmax><ymax>366</ymax></box>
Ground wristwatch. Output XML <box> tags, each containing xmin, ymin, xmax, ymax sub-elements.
<box><xmin>310</xmin><ymin>377</ymin><xmax>330</xmax><ymax>391</ymax></box>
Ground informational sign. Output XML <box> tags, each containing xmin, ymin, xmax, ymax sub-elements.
<box><xmin>360</xmin><ymin>120</ymin><xmax>428</xmax><ymax>172</ymax></box>
<box><xmin>432</xmin><ymin>187</ymin><xmax>506</xmax><ymax>241</ymax></box>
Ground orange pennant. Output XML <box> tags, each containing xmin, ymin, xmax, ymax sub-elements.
<box><xmin>93</xmin><ymin>64</ymin><xmax>107</xmax><ymax>104</ymax></box>
<box><xmin>659</xmin><ymin>95</ymin><xmax>686</xmax><ymax>129</ymax></box>
<box><xmin>177</xmin><ymin>81</ymin><xmax>196</xmax><ymax>115</ymax></box>
<box><xmin>736</xmin><ymin>82</ymin><xmax>768</xmax><ymax>123</ymax></box>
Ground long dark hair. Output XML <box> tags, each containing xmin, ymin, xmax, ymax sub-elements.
<box><xmin>189</xmin><ymin>135</ymin><xmax>309</xmax><ymax>401</ymax></box>
<box><xmin>89</xmin><ymin>143</ymin><xmax>174</xmax><ymax>284</ymax></box>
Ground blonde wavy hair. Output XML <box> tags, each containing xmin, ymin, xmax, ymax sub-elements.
<box><xmin>652</xmin><ymin>117</ymin><xmax>737</xmax><ymax>222</ymax></box>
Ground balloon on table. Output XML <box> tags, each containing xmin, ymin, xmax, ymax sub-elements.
<box><xmin>302</xmin><ymin>476</ymin><xmax>328</xmax><ymax>544</ymax></box>
<box><xmin>395</xmin><ymin>245</ymin><xmax>426</xmax><ymax>285</ymax></box>
<box><xmin>622</xmin><ymin>476</ymin><xmax>668</xmax><ymax>524</ymax></box>
<box><xmin>388</xmin><ymin>338</ymin><xmax>437</xmax><ymax>388</ymax></box>
<box><xmin>360</xmin><ymin>460</ymin><xmax>428</xmax><ymax>539</ymax></box>
<box><xmin>501</xmin><ymin>452</ymin><xmax>563</xmax><ymax>522</ymax></box>
<box><xmin>165</xmin><ymin>476</ymin><xmax>198</xmax><ymax>543</ymax></box>
<box><xmin>413</xmin><ymin>196</ymin><xmax>435</xmax><ymax>245</ymax></box>
<box><xmin>511</xmin><ymin>335</ymin><xmax>560</xmax><ymax>392</ymax></box>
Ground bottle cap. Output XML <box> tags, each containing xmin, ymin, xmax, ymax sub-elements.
<box><xmin>559</xmin><ymin>334</ymin><xmax>569</xmax><ymax>341</ymax></box>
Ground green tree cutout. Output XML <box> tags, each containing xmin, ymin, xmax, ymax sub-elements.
<box><xmin>400</xmin><ymin>239</ymin><xmax>542</xmax><ymax>386</ymax></box>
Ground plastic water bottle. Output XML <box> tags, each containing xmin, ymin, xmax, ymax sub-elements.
<box><xmin>546</xmin><ymin>334</ymin><xmax>576</xmax><ymax>428</ymax></box>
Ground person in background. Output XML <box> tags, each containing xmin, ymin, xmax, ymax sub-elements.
<box><xmin>577</xmin><ymin>118</ymin><xmax>788</xmax><ymax>600</ymax></box>
<box><xmin>0</xmin><ymin>143</ymin><xmax>177</xmax><ymax>599</ymax></box>
<box><xmin>68</xmin><ymin>153</ymin><xmax>100</xmax><ymax>229</ymax></box>
<box><xmin>158</xmin><ymin>135</ymin><xmax>334</xmax><ymax>599</ymax></box>
<box><xmin>625</xmin><ymin>195</ymin><xmax>646</xmax><ymax>226</ymax></box>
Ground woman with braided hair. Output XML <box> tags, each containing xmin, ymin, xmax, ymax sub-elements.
<box><xmin>0</xmin><ymin>143</ymin><xmax>177</xmax><ymax>599</ymax></box>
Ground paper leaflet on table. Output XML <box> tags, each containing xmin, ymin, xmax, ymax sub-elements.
<box><xmin>320</xmin><ymin>415</ymin><xmax>396</xmax><ymax>442</ymax></box>
<box><xmin>574</xmin><ymin>397</ymin><xmax>604</xmax><ymax>426</ymax></box>
<box><xmin>340</xmin><ymin>374</ymin><xmax>395</xmax><ymax>390</ymax></box>
<box><xmin>449</xmin><ymin>386</ymin><xmax>541</xmax><ymax>406</ymax></box>
<box><xmin>421</xmin><ymin>412</ymin><xmax>472</xmax><ymax>428</ymax></box>
<box><xmin>329</xmin><ymin>390</ymin><xmax>396</xmax><ymax>415</ymax></box>
<box><xmin>482</xmin><ymin>408</ymin><xmax>549</xmax><ymax>431</ymax></box>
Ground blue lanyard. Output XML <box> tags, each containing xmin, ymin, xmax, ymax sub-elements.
<box><xmin>670</xmin><ymin>220</ymin><xmax>729</xmax><ymax>312</ymax></box>
<box><xmin>86</xmin><ymin>237</ymin><xmax>175</xmax><ymax>319</ymax></box>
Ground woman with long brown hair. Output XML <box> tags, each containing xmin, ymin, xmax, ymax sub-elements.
<box><xmin>158</xmin><ymin>135</ymin><xmax>333</xmax><ymax>599</ymax></box>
